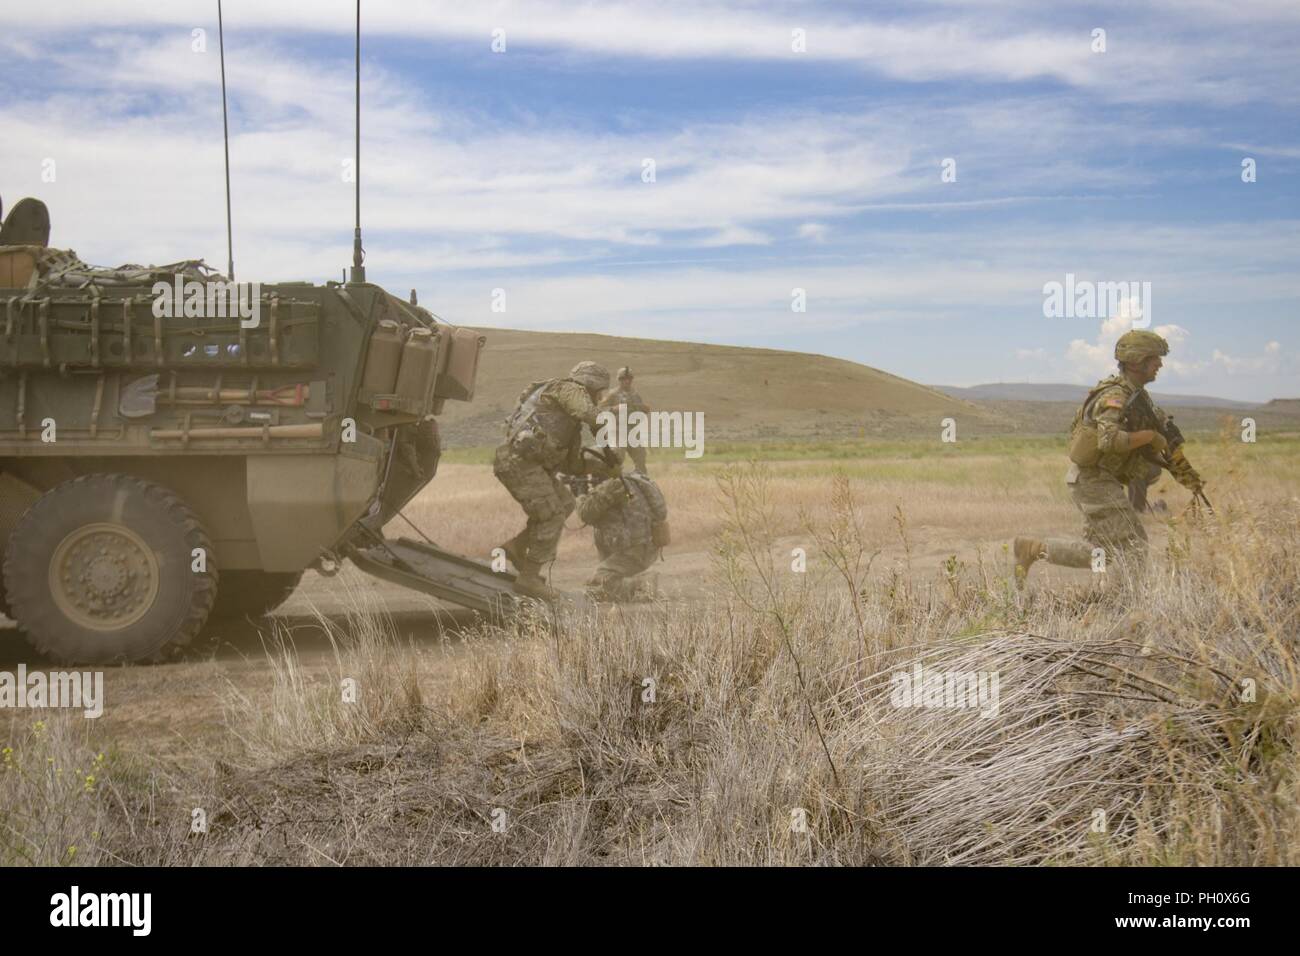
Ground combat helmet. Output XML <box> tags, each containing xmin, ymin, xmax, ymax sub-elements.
<box><xmin>569</xmin><ymin>361</ymin><xmax>611</xmax><ymax>391</ymax></box>
<box><xmin>616</xmin><ymin>366</ymin><xmax>633</xmax><ymax>380</ymax></box>
<box><xmin>1115</xmin><ymin>330</ymin><xmax>1169</xmax><ymax>363</ymax></box>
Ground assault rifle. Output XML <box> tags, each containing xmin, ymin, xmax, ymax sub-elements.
<box><xmin>1122</xmin><ymin>387</ymin><xmax>1214</xmax><ymax>513</ymax></box>
<box><xmin>560</xmin><ymin>446</ymin><xmax>627</xmax><ymax>499</ymax></box>
<box><xmin>559</xmin><ymin>472</ymin><xmax>597</xmax><ymax>498</ymax></box>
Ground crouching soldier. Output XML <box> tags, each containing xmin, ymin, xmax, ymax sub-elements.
<box><xmin>576</xmin><ymin>448</ymin><xmax>669</xmax><ymax>602</ymax></box>
<box><xmin>495</xmin><ymin>361</ymin><xmax>610</xmax><ymax>600</ymax></box>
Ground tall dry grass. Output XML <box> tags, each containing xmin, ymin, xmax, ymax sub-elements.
<box><xmin>34</xmin><ymin>459</ymin><xmax>1288</xmax><ymax>866</ymax></box>
<box><xmin>8</xmin><ymin>438</ymin><xmax>1297</xmax><ymax>866</ymax></box>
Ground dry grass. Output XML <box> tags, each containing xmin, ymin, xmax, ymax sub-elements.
<box><xmin>6</xmin><ymin>437</ymin><xmax>1298</xmax><ymax>866</ymax></box>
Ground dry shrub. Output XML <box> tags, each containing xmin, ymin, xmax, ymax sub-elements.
<box><xmin>0</xmin><ymin>715</ymin><xmax>115</xmax><ymax>865</ymax></box>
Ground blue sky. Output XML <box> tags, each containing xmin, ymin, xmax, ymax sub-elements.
<box><xmin>1</xmin><ymin>0</ymin><xmax>1296</xmax><ymax>399</ymax></box>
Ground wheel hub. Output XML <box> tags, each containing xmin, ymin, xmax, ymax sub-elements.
<box><xmin>50</xmin><ymin>523</ymin><xmax>160</xmax><ymax>631</ymax></box>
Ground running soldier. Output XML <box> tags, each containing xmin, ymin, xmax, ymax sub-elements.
<box><xmin>1014</xmin><ymin>330</ymin><xmax>1204</xmax><ymax>584</ymax></box>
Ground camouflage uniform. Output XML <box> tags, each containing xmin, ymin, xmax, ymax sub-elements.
<box><xmin>1019</xmin><ymin>330</ymin><xmax>1206</xmax><ymax>585</ymax></box>
<box><xmin>577</xmin><ymin>473</ymin><xmax>667</xmax><ymax>601</ymax></box>
<box><xmin>1127</xmin><ymin>458</ymin><xmax>1163</xmax><ymax>513</ymax></box>
<box><xmin>600</xmin><ymin>369</ymin><xmax>651</xmax><ymax>474</ymax></box>
<box><xmin>494</xmin><ymin>373</ymin><xmax>603</xmax><ymax>567</ymax></box>
<box><xmin>1036</xmin><ymin>372</ymin><xmax>1163</xmax><ymax>570</ymax></box>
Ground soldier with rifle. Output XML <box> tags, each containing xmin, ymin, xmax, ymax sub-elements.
<box><xmin>1014</xmin><ymin>330</ymin><xmax>1208</xmax><ymax>584</ymax></box>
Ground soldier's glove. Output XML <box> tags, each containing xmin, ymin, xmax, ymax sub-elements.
<box><xmin>1168</xmin><ymin>448</ymin><xmax>1203</xmax><ymax>493</ymax></box>
<box><xmin>1147</xmin><ymin>431</ymin><xmax>1169</xmax><ymax>455</ymax></box>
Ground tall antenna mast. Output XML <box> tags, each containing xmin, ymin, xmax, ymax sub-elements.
<box><xmin>217</xmin><ymin>0</ymin><xmax>235</xmax><ymax>281</ymax></box>
<box><xmin>349</xmin><ymin>0</ymin><xmax>366</xmax><ymax>284</ymax></box>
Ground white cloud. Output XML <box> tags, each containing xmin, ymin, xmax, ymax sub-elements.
<box><xmin>1063</xmin><ymin>314</ymin><xmax>1290</xmax><ymax>384</ymax></box>
<box><xmin>3</xmin><ymin>32</ymin><xmax>1203</xmax><ymax>277</ymax></box>
<box><xmin>2</xmin><ymin>0</ymin><xmax>1296</xmax><ymax>105</ymax></box>
<box><xmin>1211</xmin><ymin>345</ymin><xmax>1288</xmax><ymax>375</ymax></box>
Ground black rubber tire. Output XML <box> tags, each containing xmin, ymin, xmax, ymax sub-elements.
<box><xmin>3</xmin><ymin>474</ymin><xmax>217</xmax><ymax>664</ymax></box>
<box><xmin>210</xmin><ymin>570</ymin><xmax>303</xmax><ymax>619</ymax></box>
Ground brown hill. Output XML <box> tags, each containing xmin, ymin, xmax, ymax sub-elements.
<box><xmin>436</xmin><ymin>327</ymin><xmax>1300</xmax><ymax>446</ymax></box>
<box><xmin>436</xmin><ymin>327</ymin><xmax>1000</xmax><ymax>445</ymax></box>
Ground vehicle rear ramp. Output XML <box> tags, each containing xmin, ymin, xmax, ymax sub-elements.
<box><xmin>346</xmin><ymin>536</ymin><xmax>524</xmax><ymax>618</ymax></box>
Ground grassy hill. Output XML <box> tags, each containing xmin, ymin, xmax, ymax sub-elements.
<box><xmin>438</xmin><ymin>327</ymin><xmax>1003</xmax><ymax>445</ymax></box>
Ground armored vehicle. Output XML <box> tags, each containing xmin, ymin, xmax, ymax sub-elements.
<box><xmin>0</xmin><ymin>195</ymin><xmax>521</xmax><ymax>664</ymax></box>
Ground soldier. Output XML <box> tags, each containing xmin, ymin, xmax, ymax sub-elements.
<box><xmin>1014</xmin><ymin>330</ymin><xmax>1203</xmax><ymax>584</ymax></box>
<box><xmin>599</xmin><ymin>366</ymin><xmax>651</xmax><ymax>474</ymax></box>
<box><xmin>495</xmin><ymin>361</ymin><xmax>610</xmax><ymax>599</ymax></box>
<box><xmin>575</xmin><ymin>447</ymin><xmax>669</xmax><ymax>602</ymax></box>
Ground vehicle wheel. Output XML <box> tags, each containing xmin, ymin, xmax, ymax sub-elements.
<box><xmin>3</xmin><ymin>474</ymin><xmax>217</xmax><ymax>664</ymax></box>
<box><xmin>211</xmin><ymin>571</ymin><xmax>303</xmax><ymax>619</ymax></box>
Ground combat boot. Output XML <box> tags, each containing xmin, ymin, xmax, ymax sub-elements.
<box><xmin>1013</xmin><ymin>537</ymin><xmax>1046</xmax><ymax>586</ymax></box>
<box><xmin>512</xmin><ymin>559</ymin><xmax>560</xmax><ymax>602</ymax></box>
<box><xmin>498</xmin><ymin>532</ymin><xmax>528</xmax><ymax>570</ymax></box>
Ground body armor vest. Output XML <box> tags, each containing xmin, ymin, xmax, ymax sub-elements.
<box><xmin>506</xmin><ymin>379</ymin><xmax>583</xmax><ymax>467</ymax></box>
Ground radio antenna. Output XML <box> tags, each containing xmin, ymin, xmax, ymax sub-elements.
<box><xmin>217</xmin><ymin>0</ymin><xmax>235</xmax><ymax>281</ymax></box>
<box><xmin>349</xmin><ymin>0</ymin><xmax>366</xmax><ymax>284</ymax></box>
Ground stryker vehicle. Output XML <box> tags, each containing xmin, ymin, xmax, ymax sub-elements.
<box><xmin>0</xmin><ymin>194</ymin><xmax>523</xmax><ymax>664</ymax></box>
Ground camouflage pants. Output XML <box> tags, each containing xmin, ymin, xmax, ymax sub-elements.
<box><xmin>1044</xmin><ymin>468</ymin><xmax>1148</xmax><ymax>571</ymax></box>
<box><xmin>586</xmin><ymin>545</ymin><xmax>656</xmax><ymax>601</ymax></box>
<box><xmin>493</xmin><ymin>445</ymin><xmax>574</xmax><ymax>565</ymax></box>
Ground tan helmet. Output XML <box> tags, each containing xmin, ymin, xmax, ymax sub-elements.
<box><xmin>1115</xmin><ymin>330</ymin><xmax>1169</xmax><ymax>363</ymax></box>
<box><xmin>569</xmin><ymin>361</ymin><xmax>610</xmax><ymax>391</ymax></box>
<box><xmin>617</xmin><ymin>366</ymin><xmax>633</xmax><ymax>380</ymax></box>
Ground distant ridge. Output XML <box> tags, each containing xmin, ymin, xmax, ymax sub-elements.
<box><xmin>933</xmin><ymin>382</ymin><xmax>1261</xmax><ymax>409</ymax></box>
